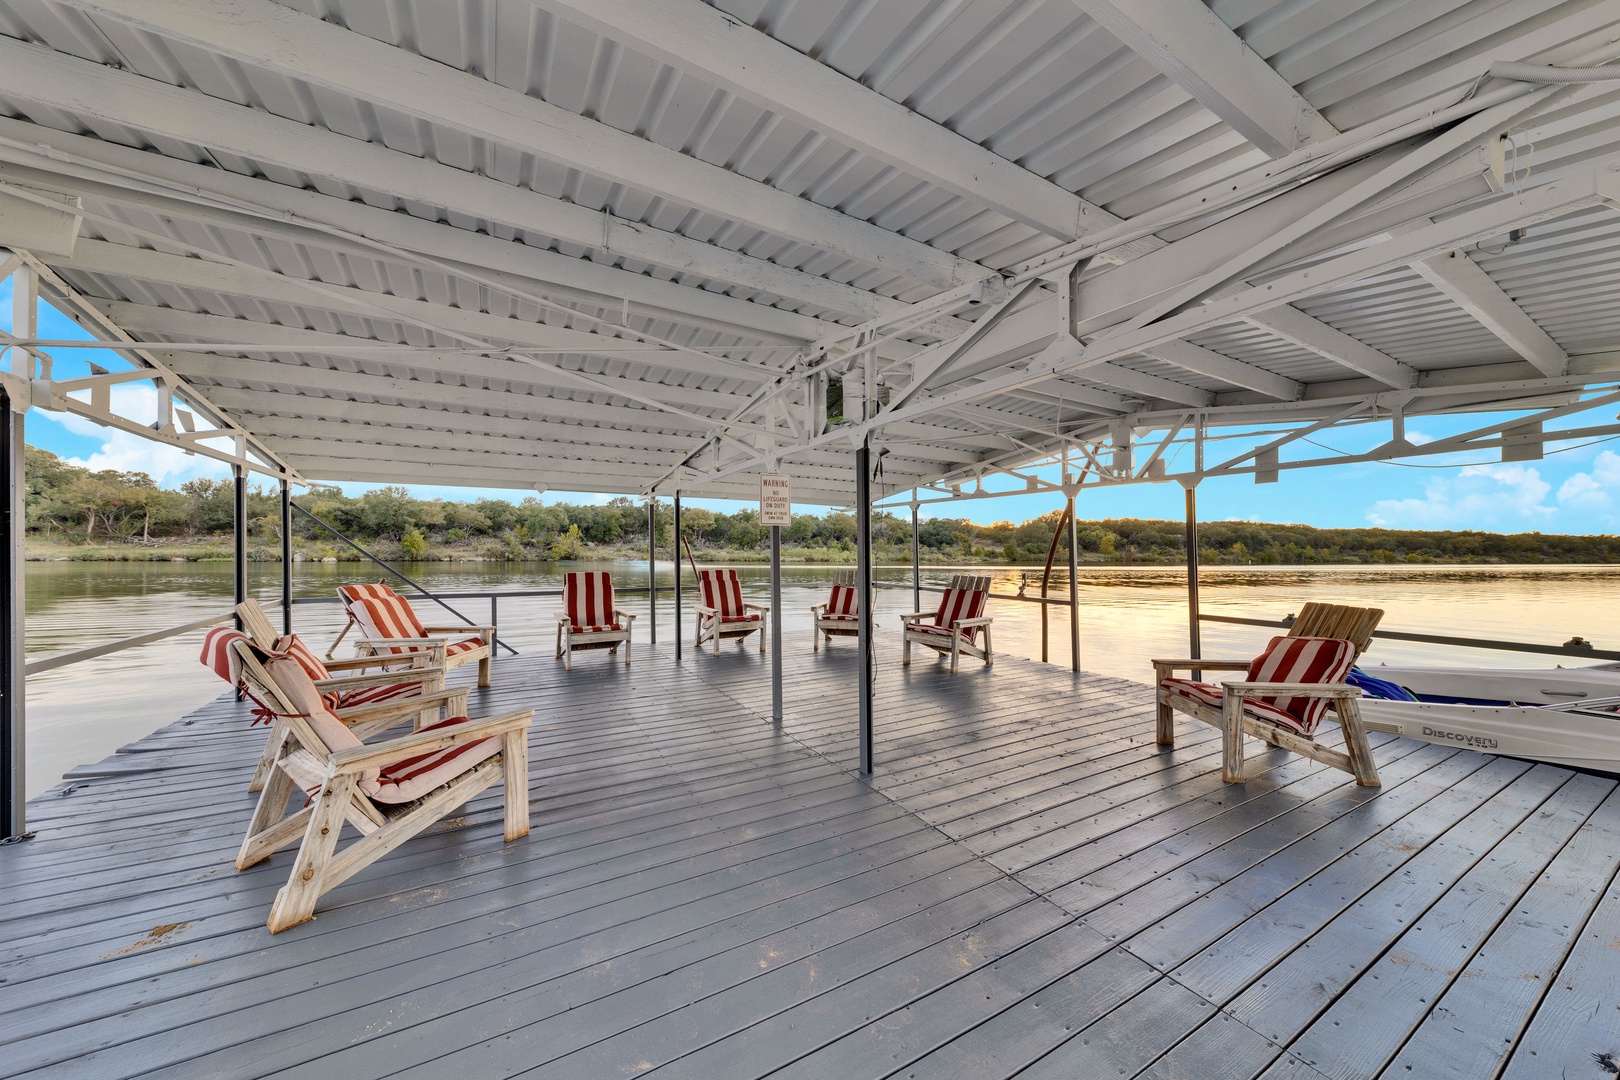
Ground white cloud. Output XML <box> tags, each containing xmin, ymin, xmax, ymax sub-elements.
<box><xmin>1366</xmin><ymin>463</ymin><xmax>1554</xmax><ymax>529</ymax></box>
<box><xmin>1557</xmin><ymin>449</ymin><xmax>1620</xmax><ymax>512</ymax></box>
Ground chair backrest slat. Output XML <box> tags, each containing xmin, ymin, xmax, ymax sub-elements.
<box><xmin>1289</xmin><ymin>602</ymin><xmax>1383</xmax><ymax>657</ymax></box>
<box><xmin>932</xmin><ymin>575</ymin><xmax>990</xmax><ymax>641</ymax></box>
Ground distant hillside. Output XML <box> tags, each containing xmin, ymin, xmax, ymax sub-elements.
<box><xmin>20</xmin><ymin>446</ymin><xmax>1620</xmax><ymax>564</ymax></box>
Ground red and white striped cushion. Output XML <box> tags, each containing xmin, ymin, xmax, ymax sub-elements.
<box><xmin>340</xmin><ymin>582</ymin><xmax>484</xmax><ymax>657</ymax></box>
<box><xmin>931</xmin><ymin>586</ymin><xmax>988</xmax><ymax>642</ymax></box>
<box><xmin>370</xmin><ymin>714</ymin><xmax>504</xmax><ymax>804</ymax></box>
<box><xmin>823</xmin><ymin>583</ymin><xmax>858</xmax><ymax>621</ymax></box>
<box><xmin>274</xmin><ymin>631</ymin><xmax>428</xmax><ymax>711</ymax></box>
<box><xmin>1161</xmin><ymin>678</ymin><xmax>1322</xmax><ymax>735</ymax></box>
<box><xmin>200</xmin><ymin>626</ymin><xmax>248</xmax><ymax>687</ymax></box>
<box><xmin>699</xmin><ymin>569</ymin><xmax>747</xmax><ymax>619</ymax></box>
<box><xmin>1245</xmin><ymin>636</ymin><xmax>1355</xmax><ymax>734</ymax></box>
<box><xmin>564</xmin><ymin>572</ymin><xmax>621</xmax><ymax>632</ymax></box>
<box><xmin>275</xmin><ymin>633</ymin><xmax>331</xmax><ymax>682</ymax></box>
<box><xmin>1160</xmin><ymin>677</ymin><xmax>1224</xmax><ymax>707</ymax></box>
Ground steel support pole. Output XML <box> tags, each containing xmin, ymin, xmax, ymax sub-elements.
<box><xmin>910</xmin><ymin>499</ymin><xmax>920</xmax><ymax>614</ymax></box>
<box><xmin>856</xmin><ymin>442</ymin><xmax>874</xmax><ymax>776</ymax></box>
<box><xmin>1185</xmin><ymin>483</ymin><xmax>1202</xmax><ymax>670</ymax></box>
<box><xmin>279</xmin><ymin>478</ymin><xmax>292</xmax><ymax>635</ymax></box>
<box><xmin>1</xmin><ymin>393</ymin><xmax>26</xmax><ymax>840</ymax></box>
<box><xmin>1067</xmin><ymin>493</ymin><xmax>1081</xmax><ymax>673</ymax></box>
<box><xmin>770</xmin><ymin>524</ymin><xmax>783</xmax><ymax>724</ymax></box>
<box><xmin>233</xmin><ymin>465</ymin><xmax>247</xmax><ymax>632</ymax></box>
<box><xmin>647</xmin><ymin>499</ymin><xmax>657</xmax><ymax>646</ymax></box>
<box><xmin>672</xmin><ymin>493</ymin><xmax>682</xmax><ymax>661</ymax></box>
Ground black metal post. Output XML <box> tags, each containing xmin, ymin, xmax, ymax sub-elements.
<box><xmin>856</xmin><ymin>441</ymin><xmax>873</xmax><ymax>777</ymax></box>
<box><xmin>647</xmin><ymin>499</ymin><xmax>657</xmax><ymax>646</ymax></box>
<box><xmin>770</xmin><ymin>524</ymin><xmax>783</xmax><ymax>724</ymax></box>
<box><xmin>910</xmin><ymin>499</ymin><xmax>920</xmax><ymax>614</ymax></box>
<box><xmin>233</xmin><ymin>465</ymin><xmax>247</xmax><ymax>632</ymax></box>
<box><xmin>279</xmin><ymin>478</ymin><xmax>292</xmax><ymax>636</ymax></box>
<box><xmin>1067</xmin><ymin>492</ymin><xmax>1081</xmax><ymax>673</ymax></box>
<box><xmin>1185</xmin><ymin>483</ymin><xmax>1202</xmax><ymax>676</ymax></box>
<box><xmin>1</xmin><ymin>395</ymin><xmax>27</xmax><ymax>841</ymax></box>
<box><xmin>672</xmin><ymin>493</ymin><xmax>682</xmax><ymax>661</ymax></box>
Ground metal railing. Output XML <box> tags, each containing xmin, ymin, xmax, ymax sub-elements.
<box><xmin>25</xmin><ymin>612</ymin><xmax>233</xmax><ymax>676</ymax></box>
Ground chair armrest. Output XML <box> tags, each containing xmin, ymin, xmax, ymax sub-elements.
<box><xmin>555</xmin><ymin>612</ymin><xmax>570</xmax><ymax>625</ymax></box>
<box><xmin>694</xmin><ymin>604</ymin><xmax>720</xmax><ymax>617</ymax></box>
<box><xmin>900</xmin><ymin>612</ymin><xmax>933</xmax><ymax>623</ymax></box>
<box><xmin>333</xmin><ymin>686</ymin><xmax>469</xmax><ymax>726</ymax></box>
<box><xmin>811</xmin><ymin>603</ymin><xmax>828</xmax><ymax>615</ymax></box>
<box><xmin>421</xmin><ymin>624</ymin><xmax>496</xmax><ymax>636</ymax></box>
<box><xmin>613</xmin><ymin>610</ymin><xmax>636</xmax><ymax>625</ymax></box>
<box><xmin>1225</xmin><ymin>681</ymin><xmax>1361</xmax><ymax>698</ymax></box>
<box><xmin>952</xmin><ymin>616</ymin><xmax>994</xmax><ymax>628</ymax></box>
<box><xmin>314</xmin><ymin>665</ymin><xmax>446</xmax><ymax>692</ymax></box>
<box><xmin>1151</xmin><ymin>659</ymin><xmax>1251</xmax><ymax>672</ymax></box>
<box><xmin>744</xmin><ymin>602</ymin><xmax>770</xmax><ymax>614</ymax></box>
<box><xmin>355</xmin><ymin>636</ymin><xmax>449</xmax><ymax>649</ymax></box>
<box><xmin>320</xmin><ymin>653</ymin><xmax>434</xmax><ymax>673</ymax></box>
<box><xmin>329</xmin><ymin>708</ymin><xmax>534</xmax><ymax>774</ymax></box>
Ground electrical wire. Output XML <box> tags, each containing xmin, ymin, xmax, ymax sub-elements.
<box><xmin>1299</xmin><ymin>433</ymin><xmax>1620</xmax><ymax>468</ymax></box>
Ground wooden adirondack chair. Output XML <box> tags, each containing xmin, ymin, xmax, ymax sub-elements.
<box><xmin>203</xmin><ymin>620</ymin><xmax>466</xmax><ymax>794</ymax></box>
<box><xmin>694</xmin><ymin>568</ymin><xmax>769</xmax><ymax>654</ymax></box>
<box><xmin>229</xmin><ymin>640</ymin><xmax>533</xmax><ymax>932</ymax></box>
<box><xmin>1152</xmin><ymin>602</ymin><xmax>1385</xmax><ymax>787</ymax></box>
<box><xmin>555</xmin><ymin>571</ymin><xmax>635</xmax><ymax>670</ymax></box>
<box><xmin>901</xmin><ymin>574</ymin><xmax>994</xmax><ymax>673</ymax></box>
<box><xmin>811</xmin><ymin>570</ymin><xmax>859</xmax><ymax>651</ymax></box>
<box><xmin>330</xmin><ymin>581</ymin><xmax>494</xmax><ymax>687</ymax></box>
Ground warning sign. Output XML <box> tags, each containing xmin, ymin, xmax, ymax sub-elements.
<box><xmin>760</xmin><ymin>474</ymin><xmax>791</xmax><ymax>527</ymax></box>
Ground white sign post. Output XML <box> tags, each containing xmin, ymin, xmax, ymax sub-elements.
<box><xmin>760</xmin><ymin>474</ymin><xmax>791</xmax><ymax>527</ymax></box>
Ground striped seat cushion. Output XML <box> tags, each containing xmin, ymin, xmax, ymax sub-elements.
<box><xmin>370</xmin><ymin>714</ymin><xmax>503</xmax><ymax>805</ymax></box>
<box><xmin>929</xmin><ymin>586</ymin><xmax>988</xmax><ymax>642</ymax></box>
<box><xmin>564</xmin><ymin>571</ymin><xmax>621</xmax><ymax>632</ymax></box>
<box><xmin>822</xmin><ymin>583</ymin><xmax>858</xmax><ymax>621</ymax></box>
<box><xmin>340</xmin><ymin>581</ymin><xmax>485</xmax><ymax>657</ymax></box>
<box><xmin>698</xmin><ymin>569</ymin><xmax>749</xmax><ymax>619</ymax></box>
<box><xmin>1159</xmin><ymin>636</ymin><xmax>1356</xmax><ymax>736</ymax></box>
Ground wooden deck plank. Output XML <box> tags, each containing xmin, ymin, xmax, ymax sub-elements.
<box><xmin>3</xmin><ymin>643</ymin><xmax>1616</xmax><ymax>1080</ymax></box>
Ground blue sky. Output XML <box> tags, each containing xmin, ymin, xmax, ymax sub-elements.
<box><xmin>7</xmin><ymin>282</ymin><xmax>1619</xmax><ymax>534</ymax></box>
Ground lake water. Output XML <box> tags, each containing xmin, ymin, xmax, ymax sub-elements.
<box><xmin>21</xmin><ymin>560</ymin><xmax>1620</xmax><ymax>798</ymax></box>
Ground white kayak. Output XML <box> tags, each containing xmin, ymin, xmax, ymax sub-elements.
<box><xmin>1358</xmin><ymin>695</ymin><xmax>1620</xmax><ymax>774</ymax></box>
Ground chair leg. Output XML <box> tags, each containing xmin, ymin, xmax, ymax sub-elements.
<box><xmin>1153</xmin><ymin>664</ymin><xmax>1175</xmax><ymax>745</ymax></box>
<box><xmin>477</xmin><ymin>652</ymin><xmax>491</xmax><ymax>688</ymax></box>
<box><xmin>624</xmin><ymin>631</ymin><xmax>632</xmax><ymax>666</ymax></box>
<box><xmin>1221</xmin><ymin>694</ymin><xmax>1246</xmax><ymax>783</ymax></box>
<box><xmin>502</xmin><ymin>732</ymin><xmax>531</xmax><ymax>841</ymax></box>
<box><xmin>555</xmin><ymin>622</ymin><xmax>563</xmax><ymax>658</ymax></box>
<box><xmin>248</xmin><ymin>722</ymin><xmax>288</xmax><ymax>793</ymax></box>
<box><xmin>903</xmin><ymin>631</ymin><xmax>911</xmax><ymax>666</ymax></box>
<box><xmin>950</xmin><ymin>636</ymin><xmax>961</xmax><ymax>675</ymax></box>
<box><xmin>759</xmin><ymin>624</ymin><xmax>766</xmax><ymax>653</ymax></box>
<box><xmin>266</xmin><ymin>774</ymin><xmax>357</xmax><ymax>933</ymax></box>
<box><xmin>236</xmin><ymin>761</ymin><xmax>299</xmax><ymax>870</ymax></box>
<box><xmin>1338</xmin><ymin>698</ymin><xmax>1381</xmax><ymax>787</ymax></box>
<box><xmin>563</xmin><ymin>633</ymin><xmax>571</xmax><ymax>671</ymax></box>
<box><xmin>814</xmin><ymin>624</ymin><xmax>820</xmax><ymax>651</ymax></box>
<box><xmin>983</xmin><ymin>627</ymin><xmax>993</xmax><ymax>667</ymax></box>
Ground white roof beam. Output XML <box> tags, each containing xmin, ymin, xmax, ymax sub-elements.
<box><xmin>527</xmin><ymin>0</ymin><xmax>1159</xmax><ymax>257</ymax></box>
<box><xmin>0</xmin><ymin>131</ymin><xmax>833</xmax><ymax>348</ymax></box>
<box><xmin>1409</xmin><ymin>247</ymin><xmax>1569</xmax><ymax>377</ymax></box>
<box><xmin>1071</xmin><ymin>0</ymin><xmax>1337</xmax><ymax>158</ymax></box>
<box><xmin>49</xmin><ymin>0</ymin><xmax>976</xmax><ymax>291</ymax></box>
<box><xmin>1140</xmin><ymin>341</ymin><xmax>1301</xmax><ymax>400</ymax></box>
<box><xmin>1244</xmin><ymin>306</ymin><xmax>1416</xmax><ymax>389</ymax></box>
<box><xmin>61</xmin><ymin>241</ymin><xmax>775</xmax><ymax>383</ymax></box>
<box><xmin>0</xmin><ymin>39</ymin><xmax>922</xmax><ymax>321</ymax></box>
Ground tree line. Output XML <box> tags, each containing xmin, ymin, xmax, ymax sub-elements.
<box><xmin>22</xmin><ymin>446</ymin><xmax>1620</xmax><ymax>564</ymax></box>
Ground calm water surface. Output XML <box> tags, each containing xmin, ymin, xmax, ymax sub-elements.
<box><xmin>22</xmin><ymin>561</ymin><xmax>1620</xmax><ymax>797</ymax></box>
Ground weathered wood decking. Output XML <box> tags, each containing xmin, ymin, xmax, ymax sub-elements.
<box><xmin>4</xmin><ymin>641</ymin><xmax>1620</xmax><ymax>1078</ymax></box>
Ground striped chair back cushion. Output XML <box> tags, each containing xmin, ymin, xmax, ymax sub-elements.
<box><xmin>564</xmin><ymin>572</ymin><xmax>619</xmax><ymax>631</ymax></box>
<box><xmin>825</xmin><ymin>583</ymin><xmax>858</xmax><ymax>619</ymax></box>
<box><xmin>201</xmin><ymin>626</ymin><xmax>248</xmax><ymax>686</ymax></box>
<box><xmin>1245</xmin><ymin>635</ymin><xmax>1356</xmax><ymax>734</ymax></box>
<box><xmin>274</xmin><ymin>633</ymin><xmax>331</xmax><ymax>682</ymax></box>
<box><xmin>339</xmin><ymin>582</ymin><xmax>428</xmax><ymax>652</ymax></box>
<box><xmin>932</xmin><ymin>585</ymin><xmax>988</xmax><ymax>642</ymax></box>
<box><xmin>698</xmin><ymin>569</ymin><xmax>747</xmax><ymax>619</ymax></box>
